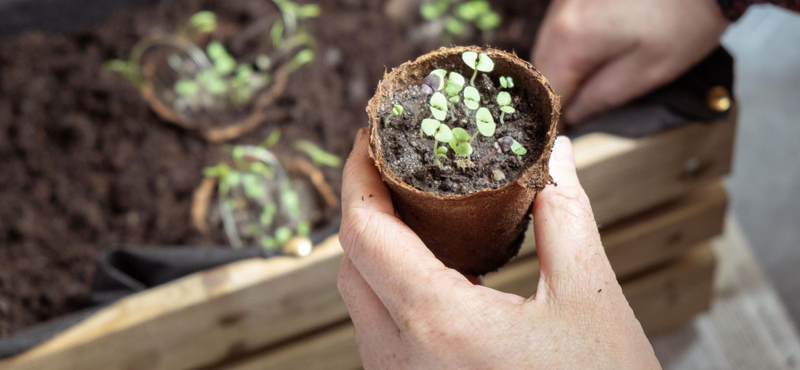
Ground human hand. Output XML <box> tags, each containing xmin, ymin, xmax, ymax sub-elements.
<box><xmin>533</xmin><ymin>0</ymin><xmax>730</xmax><ymax>124</ymax></box>
<box><xmin>337</xmin><ymin>129</ymin><xmax>662</xmax><ymax>369</ymax></box>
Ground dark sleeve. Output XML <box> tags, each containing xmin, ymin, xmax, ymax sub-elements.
<box><xmin>717</xmin><ymin>0</ymin><xmax>800</xmax><ymax>20</ymax></box>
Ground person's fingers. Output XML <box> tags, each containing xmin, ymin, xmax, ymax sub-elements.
<box><xmin>532</xmin><ymin>137</ymin><xmax>613</xmax><ymax>302</ymax></box>
<box><xmin>337</xmin><ymin>256</ymin><xmax>402</xmax><ymax>354</ymax></box>
<box><xmin>532</xmin><ymin>3</ymin><xmax>636</xmax><ymax>107</ymax></box>
<box><xmin>563</xmin><ymin>49</ymin><xmax>669</xmax><ymax>123</ymax></box>
<box><xmin>339</xmin><ymin>128</ymin><xmax>468</xmax><ymax>322</ymax></box>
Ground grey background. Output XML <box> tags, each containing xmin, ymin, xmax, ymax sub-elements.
<box><xmin>723</xmin><ymin>5</ymin><xmax>800</xmax><ymax>327</ymax></box>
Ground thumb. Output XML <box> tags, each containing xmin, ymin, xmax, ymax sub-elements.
<box><xmin>532</xmin><ymin>137</ymin><xmax>614</xmax><ymax>301</ymax></box>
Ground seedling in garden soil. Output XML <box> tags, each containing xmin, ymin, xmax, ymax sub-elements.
<box><xmin>419</xmin><ymin>0</ymin><xmax>501</xmax><ymax>42</ymax></box>
<box><xmin>105</xmin><ymin>3</ymin><xmax>319</xmax><ymax>124</ymax></box>
<box><xmin>294</xmin><ymin>140</ymin><xmax>342</xmax><ymax>167</ymax></box>
<box><xmin>409</xmin><ymin>51</ymin><xmax>527</xmax><ymax>170</ymax></box>
<box><xmin>499</xmin><ymin>76</ymin><xmax>514</xmax><ymax>89</ymax></box>
<box><xmin>462</xmin><ymin>51</ymin><xmax>494</xmax><ymax>86</ymax></box>
<box><xmin>422</xmin><ymin>118</ymin><xmax>453</xmax><ymax>169</ymax></box>
<box><xmin>496</xmin><ymin>91</ymin><xmax>515</xmax><ymax>124</ymax></box>
<box><xmin>203</xmin><ymin>140</ymin><xmax>321</xmax><ymax>250</ymax></box>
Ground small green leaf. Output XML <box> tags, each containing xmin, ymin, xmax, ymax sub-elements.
<box><xmin>434</xmin><ymin>124</ymin><xmax>453</xmax><ymax>142</ymax></box>
<box><xmin>207</xmin><ymin>42</ymin><xmax>230</xmax><ymax>61</ymax></box>
<box><xmin>477</xmin><ymin>11</ymin><xmax>501</xmax><ymax>30</ymax></box>
<box><xmin>452</xmin><ymin>141</ymin><xmax>473</xmax><ymax>157</ymax></box>
<box><xmin>437</xmin><ymin>146</ymin><xmax>448</xmax><ymax>155</ymax></box>
<box><xmin>294</xmin><ymin>140</ymin><xmax>342</xmax><ymax>167</ymax></box>
<box><xmin>431</xmin><ymin>107</ymin><xmax>447</xmax><ymax>121</ymax></box>
<box><xmin>445</xmin><ymin>17</ymin><xmax>465</xmax><ymax>36</ymax></box>
<box><xmin>444</xmin><ymin>72</ymin><xmax>465</xmax><ymax>96</ymax></box>
<box><xmin>464</xmin><ymin>86</ymin><xmax>480</xmax><ymax>110</ymax></box>
<box><xmin>476</xmin><ymin>53</ymin><xmax>494</xmax><ymax>72</ymax></box>
<box><xmin>288</xmin><ymin>49</ymin><xmax>315</xmax><ymax>71</ymax></box>
<box><xmin>275</xmin><ymin>227</ymin><xmax>292</xmax><ymax>245</ymax></box>
<box><xmin>198</xmin><ymin>70</ymin><xmax>227</xmax><ymax>95</ymax></box>
<box><xmin>451</xmin><ymin>127</ymin><xmax>470</xmax><ymax>143</ymax></box>
<box><xmin>476</xmin><ymin>107</ymin><xmax>495</xmax><ymax>137</ymax></box>
<box><xmin>261</xmin><ymin>129</ymin><xmax>281</xmax><ymax>149</ymax></box>
<box><xmin>497</xmin><ymin>91</ymin><xmax>511</xmax><ymax>106</ymax></box>
<box><xmin>430</xmin><ymin>92</ymin><xmax>448</xmax><ymax>111</ymax></box>
<box><xmin>261</xmin><ymin>236</ymin><xmax>278</xmax><ymax>249</ymax></box>
<box><xmin>455</xmin><ymin>0</ymin><xmax>490</xmax><ymax>21</ymax></box>
<box><xmin>297</xmin><ymin>221</ymin><xmax>311</xmax><ymax>236</ymax></box>
<box><xmin>420</xmin><ymin>2</ymin><xmax>444</xmax><ymax>20</ymax></box>
<box><xmin>500</xmin><ymin>106</ymin><xmax>516</xmax><ymax>114</ymax></box>
<box><xmin>421</xmin><ymin>119</ymin><xmax>441</xmax><ymax>136</ymax></box>
<box><xmin>449</xmin><ymin>95</ymin><xmax>461</xmax><ymax>104</ymax></box>
<box><xmin>175</xmin><ymin>79</ymin><xmax>199</xmax><ymax>96</ymax></box>
<box><xmin>189</xmin><ymin>11</ymin><xmax>217</xmax><ymax>33</ymax></box>
<box><xmin>297</xmin><ymin>4</ymin><xmax>321</xmax><ymax>18</ymax></box>
<box><xmin>500</xmin><ymin>76</ymin><xmax>514</xmax><ymax>89</ymax></box>
<box><xmin>462</xmin><ymin>51</ymin><xmax>478</xmax><ymax>70</ymax></box>
<box><xmin>511</xmin><ymin>140</ymin><xmax>527</xmax><ymax>155</ymax></box>
<box><xmin>392</xmin><ymin>104</ymin><xmax>403</xmax><ymax>116</ymax></box>
<box><xmin>260</xmin><ymin>203</ymin><xmax>277</xmax><ymax>226</ymax></box>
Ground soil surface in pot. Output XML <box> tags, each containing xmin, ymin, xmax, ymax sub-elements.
<box><xmin>0</xmin><ymin>0</ymin><xmax>548</xmax><ymax>338</ymax></box>
<box><xmin>379</xmin><ymin>72</ymin><xmax>544</xmax><ymax>195</ymax></box>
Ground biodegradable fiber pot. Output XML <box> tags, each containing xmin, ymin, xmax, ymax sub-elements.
<box><xmin>367</xmin><ymin>46</ymin><xmax>560</xmax><ymax>275</ymax></box>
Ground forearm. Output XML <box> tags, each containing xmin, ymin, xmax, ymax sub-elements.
<box><xmin>717</xmin><ymin>0</ymin><xmax>800</xmax><ymax>19</ymax></box>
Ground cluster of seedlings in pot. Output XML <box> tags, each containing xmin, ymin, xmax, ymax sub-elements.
<box><xmin>203</xmin><ymin>131</ymin><xmax>340</xmax><ymax>250</ymax></box>
<box><xmin>396</xmin><ymin>51</ymin><xmax>527</xmax><ymax>171</ymax></box>
<box><xmin>419</xmin><ymin>0</ymin><xmax>500</xmax><ymax>40</ymax></box>
<box><xmin>106</xmin><ymin>1</ymin><xmax>319</xmax><ymax>117</ymax></box>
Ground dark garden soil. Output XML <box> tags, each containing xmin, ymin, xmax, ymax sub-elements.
<box><xmin>379</xmin><ymin>72</ymin><xmax>542</xmax><ymax>195</ymax></box>
<box><xmin>0</xmin><ymin>0</ymin><xmax>549</xmax><ymax>338</ymax></box>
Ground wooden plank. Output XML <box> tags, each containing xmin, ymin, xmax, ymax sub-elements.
<box><xmin>516</xmin><ymin>182</ymin><xmax>726</xmax><ymax>278</ymax></box>
<box><xmin>652</xmin><ymin>218</ymin><xmax>800</xmax><ymax>369</ymax></box>
<box><xmin>1</xmin><ymin>236</ymin><xmax>348</xmax><ymax>370</ymax></box>
<box><xmin>217</xmin><ymin>244</ymin><xmax>716</xmax><ymax>370</ymax></box>
<box><xmin>0</xmin><ymin>113</ymin><xmax>735</xmax><ymax>369</ymax></box>
<box><xmin>576</xmin><ymin>107</ymin><xmax>735</xmax><ymax>225</ymax></box>
<box><xmin>0</xmin><ymin>183</ymin><xmax>728</xmax><ymax>370</ymax></box>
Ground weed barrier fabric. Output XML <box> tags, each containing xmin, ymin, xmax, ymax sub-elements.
<box><xmin>0</xmin><ymin>218</ymin><xmax>340</xmax><ymax>359</ymax></box>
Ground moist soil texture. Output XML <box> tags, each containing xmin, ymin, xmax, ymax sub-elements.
<box><xmin>0</xmin><ymin>0</ymin><xmax>549</xmax><ymax>338</ymax></box>
<box><xmin>379</xmin><ymin>72</ymin><xmax>542</xmax><ymax>196</ymax></box>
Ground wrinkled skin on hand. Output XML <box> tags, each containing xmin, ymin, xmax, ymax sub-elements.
<box><xmin>533</xmin><ymin>0</ymin><xmax>730</xmax><ymax>124</ymax></box>
<box><xmin>337</xmin><ymin>128</ymin><xmax>662</xmax><ymax>369</ymax></box>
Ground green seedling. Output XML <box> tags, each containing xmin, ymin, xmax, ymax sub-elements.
<box><xmin>422</xmin><ymin>118</ymin><xmax>453</xmax><ymax>169</ymax></box>
<box><xmin>496</xmin><ymin>91</ymin><xmax>515</xmax><ymax>124</ymax></box>
<box><xmin>475</xmin><ymin>107</ymin><xmax>496</xmax><ymax>139</ymax></box>
<box><xmin>189</xmin><ymin>11</ymin><xmax>218</xmax><ymax>33</ymax></box>
<box><xmin>444</xmin><ymin>72</ymin><xmax>466</xmax><ymax>102</ymax></box>
<box><xmin>294</xmin><ymin>140</ymin><xmax>342</xmax><ymax>167</ymax></box>
<box><xmin>260</xmin><ymin>129</ymin><xmax>281</xmax><ymax>149</ymax></box>
<box><xmin>462</xmin><ymin>51</ymin><xmax>495</xmax><ymax>86</ymax></box>
<box><xmin>393</xmin><ymin>104</ymin><xmax>404</xmax><ymax>116</ymax></box>
<box><xmin>107</xmin><ymin>6</ymin><xmax>319</xmax><ymax>119</ymax></box>
<box><xmin>463</xmin><ymin>86</ymin><xmax>480</xmax><ymax>110</ymax></box>
<box><xmin>420</xmin><ymin>0</ymin><xmax>501</xmax><ymax>41</ymax></box>
<box><xmin>449</xmin><ymin>127</ymin><xmax>473</xmax><ymax>158</ymax></box>
<box><xmin>429</xmin><ymin>92</ymin><xmax>449</xmax><ymax>122</ymax></box>
<box><xmin>499</xmin><ymin>76</ymin><xmax>514</xmax><ymax>89</ymax></box>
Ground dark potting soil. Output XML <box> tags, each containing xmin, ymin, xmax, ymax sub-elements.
<box><xmin>0</xmin><ymin>0</ymin><xmax>548</xmax><ymax>338</ymax></box>
<box><xmin>379</xmin><ymin>71</ymin><xmax>543</xmax><ymax>196</ymax></box>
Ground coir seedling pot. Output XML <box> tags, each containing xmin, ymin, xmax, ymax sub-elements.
<box><xmin>367</xmin><ymin>46</ymin><xmax>560</xmax><ymax>275</ymax></box>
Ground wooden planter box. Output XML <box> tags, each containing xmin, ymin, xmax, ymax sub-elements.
<box><xmin>0</xmin><ymin>109</ymin><xmax>736</xmax><ymax>370</ymax></box>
